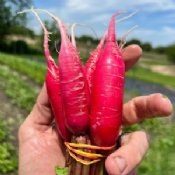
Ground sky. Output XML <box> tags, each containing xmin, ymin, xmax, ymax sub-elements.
<box><xmin>26</xmin><ymin>0</ymin><xmax>175</xmax><ymax>47</ymax></box>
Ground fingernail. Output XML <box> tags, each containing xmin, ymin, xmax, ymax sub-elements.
<box><xmin>161</xmin><ymin>94</ymin><xmax>168</xmax><ymax>99</ymax></box>
<box><xmin>161</xmin><ymin>95</ymin><xmax>171</xmax><ymax>104</ymax></box>
<box><xmin>114</xmin><ymin>157</ymin><xmax>127</xmax><ymax>173</ymax></box>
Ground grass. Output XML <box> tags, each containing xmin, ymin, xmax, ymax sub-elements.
<box><xmin>141</xmin><ymin>52</ymin><xmax>171</xmax><ymax>65</ymax></box>
<box><xmin>0</xmin><ymin>65</ymin><xmax>39</xmax><ymax>112</ymax></box>
<box><xmin>126</xmin><ymin>66</ymin><xmax>175</xmax><ymax>89</ymax></box>
<box><xmin>0</xmin><ymin>52</ymin><xmax>46</xmax><ymax>85</ymax></box>
<box><xmin>0</xmin><ymin>118</ymin><xmax>17</xmax><ymax>173</ymax></box>
<box><xmin>0</xmin><ymin>54</ymin><xmax>42</xmax><ymax>174</ymax></box>
<box><xmin>140</xmin><ymin>59</ymin><xmax>171</xmax><ymax>66</ymax></box>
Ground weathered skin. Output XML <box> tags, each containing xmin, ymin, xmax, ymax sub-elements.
<box><xmin>90</xmin><ymin>13</ymin><xmax>125</xmax><ymax>147</ymax></box>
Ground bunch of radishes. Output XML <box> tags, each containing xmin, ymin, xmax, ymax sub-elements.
<box><xmin>19</xmin><ymin>8</ymin><xmax>127</xmax><ymax>175</ymax></box>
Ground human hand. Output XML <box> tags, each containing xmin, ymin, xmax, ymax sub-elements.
<box><xmin>18</xmin><ymin>45</ymin><xmax>173</xmax><ymax>175</ymax></box>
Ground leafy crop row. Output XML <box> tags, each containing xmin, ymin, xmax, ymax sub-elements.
<box><xmin>0</xmin><ymin>119</ymin><xmax>17</xmax><ymax>173</ymax></box>
<box><xmin>127</xmin><ymin>66</ymin><xmax>175</xmax><ymax>89</ymax></box>
<box><xmin>0</xmin><ymin>65</ymin><xmax>39</xmax><ymax>112</ymax></box>
<box><xmin>125</xmin><ymin>119</ymin><xmax>175</xmax><ymax>174</ymax></box>
<box><xmin>0</xmin><ymin>52</ymin><xmax>46</xmax><ymax>84</ymax></box>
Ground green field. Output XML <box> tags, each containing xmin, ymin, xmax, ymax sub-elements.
<box><xmin>127</xmin><ymin>66</ymin><xmax>175</xmax><ymax>89</ymax></box>
<box><xmin>0</xmin><ymin>52</ymin><xmax>175</xmax><ymax>174</ymax></box>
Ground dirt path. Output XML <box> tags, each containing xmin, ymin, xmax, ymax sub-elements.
<box><xmin>0</xmin><ymin>64</ymin><xmax>42</xmax><ymax>138</ymax></box>
<box><xmin>150</xmin><ymin>65</ymin><xmax>175</xmax><ymax>76</ymax></box>
<box><xmin>0</xmin><ymin>86</ymin><xmax>28</xmax><ymax>175</ymax></box>
<box><xmin>140</xmin><ymin>63</ymin><xmax>175</xmax><ymax>77</ymax></box>
<box><xmin>0</xmin><ymin>64</ymin><xmax>42</xmax><ymax>175</ymax></box>
<box><xmin>0</xmin><ymin>85</ymin><xmax>27</xmax><ymax>145</ymax></box>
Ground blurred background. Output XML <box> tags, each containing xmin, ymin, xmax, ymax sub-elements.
<box><xmin>0</xmin><ymin>0</ymin><xmax>175</xmax><ymax>174</ymax></box>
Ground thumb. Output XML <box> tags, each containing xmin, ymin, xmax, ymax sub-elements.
<box><xmin>105</xmin><ymin>131</ymin><xmax>149</xmax><ymax>175</ymax></box>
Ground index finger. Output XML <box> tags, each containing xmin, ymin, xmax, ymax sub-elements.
<box><xmin>122</xmin><ymin>44</ymin><xmax>142</xmax><ymax>71</ymax></box>
<box><xmin>123</xmin><ymin>93</ymin><xmax>173</xmax><ymax>126</ymax></box>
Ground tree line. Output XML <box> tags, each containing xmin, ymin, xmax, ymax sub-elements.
<box><xmin>0</xmin><ymin>1</ymin><xmax>175</xmax><ymax>63</ymax></box>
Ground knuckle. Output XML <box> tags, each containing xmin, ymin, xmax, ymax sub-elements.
<box><xmin>139</xmin><ymin>131</ymin><xmax>150</xmax><ymax>149</ymax></box>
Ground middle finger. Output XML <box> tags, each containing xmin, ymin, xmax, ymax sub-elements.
<box><xmin>123</xmin><ymin>93</ymin><xmax>173</xmax><ymax>126</ymax></box>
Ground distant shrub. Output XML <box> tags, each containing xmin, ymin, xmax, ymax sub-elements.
<box><xmin>0</xmin><ymin>39</ymin><xmax>42</xmax><ymax>55</ymax></box>
<box><xmin>125</xmin><ymin>39</ymin><xmax>142</xmax><ymax>46</ymax></box>
<box><xmin>155</xmin><ymin>46</ymin><xmax>166</xmax><ymax>54</ymax></box>
<box><xmin>165</xmin><ymin>45</ymin><xmax>175</xmax><ymax>63</ymax></box>
<box><xmin>10</xmin><ymin>40</ymin><xmax>29</xmax><ymax>54</ymax></box>
<box><xmin>78</xmin><ymin>35</ymin><xmax>99</xmax><ymax>45</ymax></box>
<box><xmin>142</xmin><ymin>42</ymin><xmax>152</xmax><ymax>52</ymax></box>
<box><xmin>0</xmin><ymin>41</ymin><xmax>10</xmax><ymax>52</ymax></box>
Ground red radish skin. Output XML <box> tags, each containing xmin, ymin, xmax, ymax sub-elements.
<box><xmin>46</xmin><ymin>64</ymin><xmax>72</xmax><ymax>141</ymax></box>
<box><xmin>36</xmin><ymin>10</ymin><xmax>90</xmax><ymax>134</ymax></box>
<box><xmin>59</xmin><ymin>41</ymin><xmax>89</xmax><ymax>134</ymax></box>
<box><xmin>70</xmin><ymin>24</ymin><xmax>91</xmax><ymax>111</ymax></box>
<box><xmin>58</xmin><ymin>22</ymin><xmax>90</xmax><ymax>135</ymax></box>
<box><xmin>27</xmin><ymin>9</ymin><xmax>72</xmax><ymax>141</ymax></box>
<box><xmin>90</xmin><ymin>13</ymin><xmax>125</xmax><ymax>147</ymax></box>
<box><xmin>84</xmin><ymin>32</ymin><xmax>106</xmax><ymax>93</ymax></box>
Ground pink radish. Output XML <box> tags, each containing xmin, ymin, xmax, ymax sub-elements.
<box><xmin>90</xmin><ymin>12</ymin><xmax>125</xmax><ymax>147</ymax></box>
<box><xmin>84</xmin><ymin>32</ymin><xmax>106</xmax><ymax>93</ymax></box>
<box><xmin>18</xmin><ymin>9</ymin><xmax>72</xmax><ymax>141</ymax></box>
<box><xmin>35</xmin><ymin>9</ymin><xmax>90</xmax><ymax>135</ymax></box>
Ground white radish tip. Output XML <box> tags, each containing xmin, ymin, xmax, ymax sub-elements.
<box><xmin>55</xmin><ymin>41</ymin><xmax>59</xmax><ymax>53</ymax></box>
<box><xmin>18</xmin><ymin>7</ymin><xmax>56</xmax><ymax>65</ymax></box>
<box><xmin>70</xmin><ymin>23</ymin><xmax>98</xmax><ymax>47</ymax></box>
<box><xmin>116</xmin><ymin>10</ymin><xmax>138</xmax><ymax>23</ymax></box>
<box><xmin>17</xmin><ymin>6</ymin><xmax>35</xmax><ymax>15</ymax></box>
<box><xmin>102</xmin><ymin>10</ymin><xmax>138</xmax><ymax>27</ymax></box>
<box><xmin>73</xmin><ymin>23</ymin><xmax>98</xmax><ymax>39</ymax></box>
<box><xmin>119</xmin><ymin>25</ymin><xmax>139</xmax><ymax>50</ymax></box>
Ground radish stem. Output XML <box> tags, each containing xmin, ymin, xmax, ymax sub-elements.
<box><xmin>116</xmin><ymin>10</ymin><xmax>138</xmax><ymax>23</ymax></box>
<box><xmin>119</xmin><ymin>25</ymin><xmax>138</xmax><ymax>50</ymax></box>
<box><xmin>82</xmin><ymin>136</ymin><xmax>91</xmax><ymax>175</ymax></box>
<box><xmin>68</xmin><ymin>136</ymin><xmax>76</xmax><ymax>175</ymax></box>
<box><xmin>74</xmin><ymin>136</ymin><xmax>85</xmax><ymax>175</ymax></box>
<box><xmin>71</xmin><ymin>23</ymin><xmax>98</xmax><ymax>47</ymax></box>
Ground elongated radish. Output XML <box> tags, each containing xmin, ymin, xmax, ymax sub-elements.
<box><xmin>90</xmin><ymin>12</ymin><xmax>125</xmax><ymax>147</ymax></box>
<box><xmin>46</xmin><ymin>62</ymin><xmax>72</xmax><ymax>141</ymax></box>
<box><xmin>84</xmin><ymin>11</ymin><xmax>137</xmax><ymax>94</ymax></box>
<box><xmin>18</xmin><ymin>9</ymin><xmax>72</xmax><ymax>141</ymax></box>
<box><xmin>35</xmin><ymin>9</ymin><xmax>89</xmax><ymax>134</ymax></box>
<box><xmin>84</xmin><ymin>33</ymin><xmax>106</xmax><ymax>93</ymax></box>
